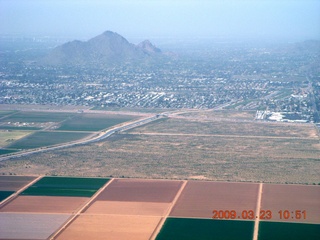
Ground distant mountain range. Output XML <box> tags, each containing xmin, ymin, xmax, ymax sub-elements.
<box><xmin>42</xmin><ymin>31</ymin><xmax>163</xmax><ymax>66</ymax></box>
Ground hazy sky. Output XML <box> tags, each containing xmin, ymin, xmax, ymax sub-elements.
<box><xmin>1</xmin><ymin>0</ymin><xmax>319</xmax><ymax>41</ymax></box>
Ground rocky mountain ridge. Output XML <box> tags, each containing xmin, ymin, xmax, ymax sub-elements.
<box><xmin>42</xmin><ymin>31</ymin><xmax>163</xmax><ymax>66</ymax></box>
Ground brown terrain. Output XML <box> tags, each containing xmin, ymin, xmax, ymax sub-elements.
<box><xmin>0</xmin><ymin>213</ymin><xmax>72</xmax><ymax>240</ymax></box>
<box><xmin>0</xmin><ymin>176</ymin><xmax>37</xmax><ymax>191</ymax></box>
<box><xmin>56</xmin><ymin>214</ymin><xmax>162</xmax><ymax>240</ymax></box>
<box><xmin>170</xmin><ymin>181</ymin><xmax>260</xmax><ymax>219</ymax></box>
<box><xmin>0</xmin><ymin>196</ymin><xmax>89</xmax><ymax>214</ymax></box>
<box><xmin>260</xmin><ymin>184</ymin><xmax>320</xmax><ymax>224</ymax></box>
<box><xmin>57</xmin><ymin>179</ymin><xmax>185</xmax><ymax>240</ymax></box>
<box><xmin>84</xmin><ymin>201</ymin><xmax>171</xmax><ymax>216</ymax></box>
<box><xmin>1</xmin><ymin>110</ymin><xmax>319</xmax><ymax>184</ymax></box>
<box><xmin>94</xmin><ymin>179</ymin><xmax>183</xmax><ymax>202</ymax></box>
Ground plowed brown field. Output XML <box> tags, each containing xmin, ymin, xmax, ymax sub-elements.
<box><xmin>84</xmin><ymin>201</ymin><xmax>171</xmax><ymax>216</ymax></box>
<box><xmin>0</xmin><ymin>196</ymin><xmax>89</xmax><ymax>213</ymax></box>
<box><xmin>0</xmin><ymin>176</ymin><xmax>37</xmax><ymax>191</ymax></box>
<box><xmin>260</xmin><ymin>184</ymin><xmax>320</xmax><ymax>223</ymax></box>
<box><xmin>95</xmin><ymin>179</ymin><xmax>183</xmax><ymax>203</ymax></box>
<box><xmin>56</xmin><ymin>214</ymin><xmax>162</xmax><ymax>240</ymax></box>
<box><xmin>170</xmin><ymin>181</ymin><xmax>259</xmax><ymax>218</ymax></box>
<box><xmin>0</xmin><ymin>213</ymin><xmax>71</xmax><ymax>240</ymax></box>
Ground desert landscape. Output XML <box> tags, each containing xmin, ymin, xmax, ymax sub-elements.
<box><xmin>1</xmin><ymin>109</ymin><xmax>319</xmax><ymax>184</ymax></box>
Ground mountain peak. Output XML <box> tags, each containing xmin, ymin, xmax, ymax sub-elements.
<box><xmin>102</xmin><ymin>30</ymin><xmax>122</xmax><ymax>38</ymax></box>
<box><xmin>42</xmin><ymin>31</ymin><xmax>163</xmax><ymax>66</ymax></box>
<box><xmin>137</xmin><ymin>40</ymin><xmax>162</xmax><ymax>54</ymax></box>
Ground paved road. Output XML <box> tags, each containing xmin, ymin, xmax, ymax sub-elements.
<box><xmin>0</xmin><ymin>114</ymin><xmax>164</xmax><ymax>162</ymax></box>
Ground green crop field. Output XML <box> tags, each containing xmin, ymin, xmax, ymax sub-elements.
<box><xmin>57</xmin><ymin>114</ymin><xmax>136</xmax><ymax>131</ymax></box>
<box><xmin>7</xmin><ymin>131</ymin><xmax>91</xmax><ymax>150</ymax></box>
<box><xmin>20</xmin><ymin>176</ymin><xmax>109</xmax><ymax>197</ymax></box>
<box><xmin>0</xmin><ymin>111</ymin><xmax>16</xmax><ymax>118</ymax></box>
<box><xmin>0</xmin><ymin>149</ymin><xmax>18</xmax><ymax>155</ymax></box>
<box><xmin>0</xmin><ymin>112</ymin><xmax>75</xmax><ymax>123</ymax></box>
<box><xmin>258</xmin><ymin>221</ymin><xmax>320</xmax><ymax>240</ymax></box>
<box><xmin>0</xmin><ymin>190</ymin><xmax>15</xmax><ymax>201</ymax></box>
<box><xmin>156</xmin><ymin>218</ymin><xmax>254</xmax><ymax>240</ymax></box>
<box><xmin>0</xmin><ymin>131</ymin><xmax>33</xmax><ymax>147</ymax></box>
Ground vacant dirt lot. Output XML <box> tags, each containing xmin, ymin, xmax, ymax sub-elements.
<box><xmin>260</xmin><ymin>184</ymin><xmax>320</xmax><ymax>224</ymax></box>
<box><xmin>56</xmin><ymin>214</ymin><xmax>162</xmax><ymax>240</ymax></box>
<box><xmin>0</xmin><ymin>196</ymin><xmax>89</xmax><ymax>214</ymax></box>
<box><xmin>170</xmin><ymin>181</ymin><xmax>259</xmax><ymax>219</ymax></box>
<box><xmin>131</xmin><ymin>117</ymin><xmax>318</xmax><ymax>138</ymax></box>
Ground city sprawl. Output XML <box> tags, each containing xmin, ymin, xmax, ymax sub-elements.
<box><xmin>0</xmin><ymin>38</ymin><xmax>319</xmax><ymax>123</ymax></box>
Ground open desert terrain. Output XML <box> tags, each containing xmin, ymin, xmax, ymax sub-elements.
<box><xmin>0</xmin><ymin>110</ymin><xmax>319</xmax><ymax>184</ymax></box>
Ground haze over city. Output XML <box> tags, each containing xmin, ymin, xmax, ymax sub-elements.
<box><xmin>0</xmin><ymin>1</ymin><xmax>319</xmax><ymax>239</ymax></box>
<box><xmin>1</xmin><ymin>0</ymin><xmax>320</xmax><ymax>42</ymax></box>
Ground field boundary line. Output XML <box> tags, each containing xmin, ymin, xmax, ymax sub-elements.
<box><xmin>253</xmin><ymin>183</ymin><xmax>263</xmax><ymax>240</ymax></box>
<box><xmin>49</xmin><ymin>178</ymin><xmax>115</xmax><ymax>240</ymax></box>
<box><xmin>131</xmin><ymin>132</ymin><xmax>316</xmax><ymax>140</ymax></box>
<box><xmin>0</xmin><ymin>175</ymin><xmax>43</xmax><ymax>208</ymax></box>
<box><xmin>149</xmin><ymin>180</ymin><xmax>187</xmax><ymax>240</ymax></box>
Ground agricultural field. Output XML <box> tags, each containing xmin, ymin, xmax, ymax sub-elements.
<box><xmin>0</xmin><ymin>191</ymin><xmax>14</xmax><ymax>202</ymax></box>
<box><xmin>0</xmin><ymin>176</ymin><xmax>319</xmax><ymax>240</ymax></box>
<box><xmin>0</xmin><ymin>176</ymin><xmax>37</xmax><ymax>191</ymax></box>
<box><xmin>170</xmin><ymin>181</ymin><xmax>259</xmax><ymax>219</ymax></box>
<box><xmin>0</xmin><ymin>109</ymin><xmax>138</xmax><ymax>155</ymax></box>
<box><xmin>258</xmin><ymin>221</ymin><xmax>320</xmax><ymax>240</ymax></box>
<box><xmin>21</xmin><ymin>176</ymin><xmax>109</xmax><ymax>197</ymax></box>
<box><xmin>156</xmin><ymin>218</ymin><xmax>254</xmax><ymax>240</ymax></box>
<box><xmin>94</xmin><ymin>178</ymin><xmax>183</xmax><ymax>202</ymax></box>
<box><xmin>260</xmin><ymin>184</ymin><xmax>320</xmax><ymax>224</ymax></box>
<box><xmin>0</xmin><ymin>111</ymin><xmax>75</xmax><ymax>123</ymax></box>
<box><xmin>7</xmin><ymin>131</ymin><xmax>91</xmax><ymax>149</ymax></box>
<box><xmin>0</xmin><ymin>125</ymin><xmax>42</xmax><ymax>130</ymax></box>
<box><xmin>0</xmin><ymin>149</ymin><xmax>18</xmax><ymax>155</ymax></box>
<box><xmin>57</xmin><ymin>113</ymin><xmax>137</xmax><ymax>131</ymax></box>
<box><xmin>0</xmin><ymin>130</ymin><xmax>32</xmax><ymax>147</ymax></box>
<box><xmin>0</xmin><ymin>176</ymin><xmax>37</xmax><ymax>202</ymax></box>
<box><xmin>0</xmin><ymin>196</ymin><xmax>89</xmax><ymax>213</ymax></box>
<box><xmin>57</xmin><ymin>178</ymin><xmax>183</xmax><ymax>240</ymax></box>
<box><xmin>0</xmin><ymin>110</ymin><xmax>16</xmax><ymax>118</ymax></box>
<box><xmin>0</xmin><ymin>213</ymin><xmax>72</xmax><ymax>240</ymax></box>
<box><xmin>56</xmin><ymin>214</ymin><xmax>162</xmax><ymax>240</ymax></box>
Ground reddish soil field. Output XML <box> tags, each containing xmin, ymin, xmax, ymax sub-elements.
<box><xmin>0</xmin><ymin>196</ymin><xmax>89</xmax><ymax>213</ymax></box>
<box><xmin>56</xmin><ymin>214</ymin><xmax>162</xmax><ymax>240</ymax></box>
<box><xmin>94</xmin><ymin>179</ymin><xmax>183</xmax><ymax>203</ymax></box>
<box><xmin>0</xmin><ymin>176</ymin><xmax>37</xmax><ymax>191</ymax></box>
<box><xmin>84</xmin><ymin>201</ymin><xmax>171</xmax><ymax>216</ymax></box>
<box><xmin>260</xmin><ymin>184</ymin><xmax>320</xmax><ymax>224</ymax></box>
<box><xmin>170</xmin><ymin>181</ymin><xmax>259</xmax><ymax>219</ymax></box>
<box><xmin>0</xmin><ymin>212</ymin><xmax>71</xmax><ymax>239</ymax></box>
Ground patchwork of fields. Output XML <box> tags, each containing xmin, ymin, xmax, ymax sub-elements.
<box><xmin>0</xmin><ymin>110</ymin><xmax>137</xmax><ymax>154</ymax></box>
<box><xmin>0</xmin><ymin>176</ymin><xmax>319</xmax><ymax>240</ymax></box>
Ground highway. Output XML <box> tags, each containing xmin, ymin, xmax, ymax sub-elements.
<box><xmin>0</xmin><ymin>114</ymin><xmax>164</xmax><ymax>162</ymax></box>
